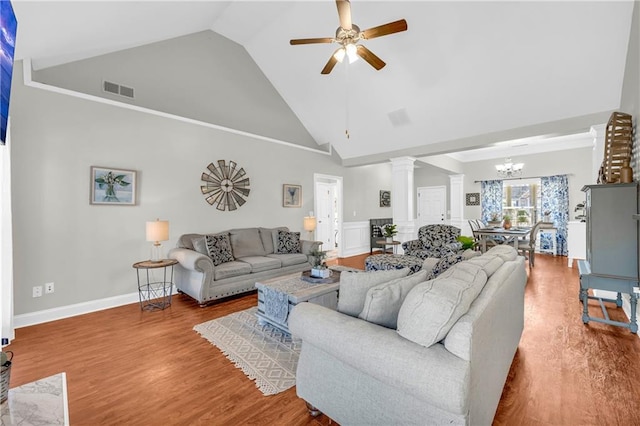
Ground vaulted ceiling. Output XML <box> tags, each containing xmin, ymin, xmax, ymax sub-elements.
<box><xmin>11</xmin><ymin>1</ymin><xmax>635</xmax><ymax>166</ymax></box>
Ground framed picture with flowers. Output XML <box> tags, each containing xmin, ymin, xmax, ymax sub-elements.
<box><xmin>90</xmin><ymin>166</ymin><xmax>137</xmax><ymax>205</ymax></box>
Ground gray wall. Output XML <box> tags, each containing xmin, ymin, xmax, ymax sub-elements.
<box><xmin>33</xmin><ymin>30</ymin><xmax>320</xmax><ymax>151</ymax></box>
<box><xmin>461</xmin><ymin>147</ymin><xmax>594</xmax><ymax>220</ymax></box>
<box><xmin>343</xmin><ymin>163</ymin><xmax>393</xmax><ymax>221</ymax></box>
<box><xmin>10</xmin><ymin>55</ymin><xmax>393</xmax><ymax>315</ymax></box>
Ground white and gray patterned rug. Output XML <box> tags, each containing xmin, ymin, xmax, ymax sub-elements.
<box><xmin>193</xmin><ymin>307</ymin><xmax>301</xmax><ymax>396</ymax></box>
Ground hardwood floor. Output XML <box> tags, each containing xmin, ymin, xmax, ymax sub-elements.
<box><xmin>5</xmin><ymin>253</ymin><xmax>640</xmax><ymax>425</ymax></box>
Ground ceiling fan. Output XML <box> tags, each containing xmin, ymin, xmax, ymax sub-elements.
<box><xmin>290</xmin><ymin>0</ymin><xmax>407</xmax><ymax>74</ymax></box>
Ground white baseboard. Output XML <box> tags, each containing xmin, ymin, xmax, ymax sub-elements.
<box><xmin>14</xmin><ymin>291</ymin><xmax>144</xmax><ymax>328</ymax></box>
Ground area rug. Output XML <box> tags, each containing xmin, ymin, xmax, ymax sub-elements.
<box><xmin>193</xmin><ymin>307</ymin><xmax>301</xmax><ymax>396</ymax></box>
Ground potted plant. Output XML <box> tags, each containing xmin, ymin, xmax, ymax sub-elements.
<box><xmin>457</xmin><ymin>235</ymin><xmax>476</xmax><ymax>250</ymax></box>
<box><xmin>309</xmin><ymin>248</ymin><xmax>330</xmax><ymax>278</ymax></box>
<box><xmin>381</xmin><ymin>223</ymin><xmax>398</xmax><ymax>243</ymax></box>
<box><xmin>502</xmin><ymin>214</ymin><xmax>512</xmax><ymax>230</ymax></box>
<box><xmin>488</xmin><ymin>213</ymin><xmax>501</xmax><ymax>227</ymax></box>
<box><xmin>517</xmin><ymin>210</ymin><xmax>529</xmax><ymax>226</ymax></box>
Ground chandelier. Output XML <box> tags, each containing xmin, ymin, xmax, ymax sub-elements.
<box><xmin>495</xmin><ymin>158</ymin><xmax>524</xmax><ymax>178</ymax></box>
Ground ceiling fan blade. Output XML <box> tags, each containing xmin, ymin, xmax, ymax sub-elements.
<box><xmin>356</xmin><ymin>45</ymin><xmax>386</xmax><ymax>71</ymax></box>
<box><xmin>361</xmin><ymin>19</ymin><xmax>408</xmax><ymax>40</ymax></box>
<box><xmin>290</xmin><ymin>37</ymin><xmax>334</xmax><ymax>45</ymax></box>
<box><xmin>321</xmin><ymin>50</ymin><xmax>341</xmax><ymax>74</ymax></box>
<box><xmin>336</xmin><ymin>0</ymin><xmax>352</xmax><ymax>30</ymax></box>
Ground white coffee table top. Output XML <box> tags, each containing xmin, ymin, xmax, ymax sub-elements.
<box><xmin>255</xmin><ymin>272</ymin><xmax>339</xmax><ymax>304</ymax></box>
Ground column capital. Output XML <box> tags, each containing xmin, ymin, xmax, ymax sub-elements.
<box><xmin>389</xmin><ymin>157</ymin><xmax>417</xmax><ymax>169</ymax></box>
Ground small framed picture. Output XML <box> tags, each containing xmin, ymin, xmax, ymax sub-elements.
<box><xmin>380</xmin><ymin>190</ymin><xmax>391</xmax><ymax>207</ymax></box>
<box><xmin>466</xmin><ymin>192</ymin><xmax>480</xmax><ymax>206</ymax></box>
<box><xmin>90</xmin><ymin>166</ymin><xmax>137</xmax><ymax>205</ymax></box>
<box><xmin>283</xmin><ymin>184</ymin><xmax>302</xmax><ymax>208</ymax></box>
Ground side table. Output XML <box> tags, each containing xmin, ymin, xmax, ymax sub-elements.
<box><xmin>133</xmin><ymin>259</ymin><xmax>178</xmax><ymax>311</ymax></box>
<box><xmin>375</xmin><ymin>240</ymin><xmax>401</xmax><ymax>254</ymax></box>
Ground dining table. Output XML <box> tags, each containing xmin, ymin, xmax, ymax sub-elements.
<box><xmin>475</xmin><ymin>227</ymin><xmax>530</xmax><ymax>252</ymax></box>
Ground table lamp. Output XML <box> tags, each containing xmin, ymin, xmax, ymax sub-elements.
<box><xmin>146</xmin><ymin>219</ymin><xmax>169</xmax><ymax>262</ymax></box>
<box><xmin>303</xmin><ymin>216</ymin><xmax>317</xmax><ymax>239</ymax></box>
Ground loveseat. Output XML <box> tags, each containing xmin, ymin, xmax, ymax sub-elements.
<box><xmin>168</xmin><ymin>227</ymin><xmax>321</xmax><ymax>306</ymax></box>
<box><xmin>289</xmin><ymin>245</ymin><xmax>527</xmax><ymax>425</ymax></box>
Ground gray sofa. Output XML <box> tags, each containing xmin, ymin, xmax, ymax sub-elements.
<box><xmin>168</xmin><ymin>227</ymin><xmax>321</xmax><ymax>306</ymax></box>
<box><xmin>289</xmin><ymin>245</ymin><xmax>527</xmax><ymax>425</ymax></box>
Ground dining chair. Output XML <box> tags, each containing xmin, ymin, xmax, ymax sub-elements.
<box><xmin>511</xmin><ymin>221</ymin><xmax>545</xmax><ymax>267</ymax></box>
<box><xmin>469</xmin><ymin>219</ymin><xmax>501</xmax><ymax>250</ymax></box>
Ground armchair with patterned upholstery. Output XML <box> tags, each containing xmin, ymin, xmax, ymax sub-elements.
<box><xmin>402</xmin><ymin>224</ymin><xmax>464</xmax><ymax>260</ymax></box>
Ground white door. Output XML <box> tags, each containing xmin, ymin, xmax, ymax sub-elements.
<box><xmin>315</xmin><ymin>182</ymin><xmax>335</xmax><ymax>248</ymax></box>
<box><xmin>417</xmin><ymin>186</ymin><xmax>447</xmax><ymax>226</ymax></box>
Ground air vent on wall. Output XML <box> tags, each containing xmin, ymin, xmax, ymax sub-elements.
<box><xmin>102</xmin><ymin>80</ymin><xmax>135</xmax><ymax>99</ymax></box>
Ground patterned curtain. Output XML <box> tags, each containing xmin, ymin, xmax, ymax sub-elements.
<box><xmin>541</xmin><ymin>175</ymin><xmax>569</xmax><ymax>255</ymax></box>
<box><xmin>481</xmin><ymin>180</ymin><xmax>503</xmax><ymax>223</ymax></box>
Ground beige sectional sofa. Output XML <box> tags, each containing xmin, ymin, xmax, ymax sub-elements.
<box><xmin>168</xmin><ymin>227</ymin><xmax>321</xmax><ymax>306</ymax></box>
<box><xmin>289</xmin><ymin>245</ymin><xmax>527</xmax><ymax>425</ymax></box>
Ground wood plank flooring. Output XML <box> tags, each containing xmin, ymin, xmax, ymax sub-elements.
<box><xmin>5</xmin><ymin>253</ymin><xmax>640</xmax><ymax>425</ymax></box>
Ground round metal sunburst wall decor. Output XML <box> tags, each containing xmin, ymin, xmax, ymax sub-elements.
<box><xmin>200</xmin><ymin>160</ymin><xmax>250</xmax><ymax>211</ymax></box>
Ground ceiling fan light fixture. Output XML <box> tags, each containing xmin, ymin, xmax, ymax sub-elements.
<box><xmin>345</xmin><ymin>43</ymin><xmax>358</xmax><ymax>63</ymax></box>
<box><xmin>333</xmin><ymin>47</ymin><xmax>346</xmax><ymax>63</ymax></box>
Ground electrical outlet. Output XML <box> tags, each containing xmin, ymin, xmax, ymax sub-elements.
<box><xmin>32</xmin><ymin>286</ymin><xmax>43</xmax><ymax>298</ymax></box>
<box><xmin>45</xmin><ymin>282</ymin><xmax>54</xmax><ymax>294</ymax></box>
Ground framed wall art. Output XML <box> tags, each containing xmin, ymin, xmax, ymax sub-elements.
<box><xmin>200</xmin><ymin>160</ymin><xmax>251</xmax><ymax>211</ymax></box>
<box><xmin>466</xmin><ymin>192</ymin><xmax>480</xmax><ymax>206</ymax></box>
<box><xmin>283</xmin><ymin>184</ymin><xmax>302</xmax><ymax>208</ymax></box>
<box><xmin>90</xmin><ymin>166</ymin><xmax>137</xmax><ymax>205</ymax></box>
<box><xmin>380</xmin><ymin>190</ymin><xmax>391</xmax><ymax>207</ymax></box>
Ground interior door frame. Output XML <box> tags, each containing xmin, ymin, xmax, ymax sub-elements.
<box><xmin>313</xmin><ymin>173</ymin><xmax>343</xmax><ymax>257</ymax></box>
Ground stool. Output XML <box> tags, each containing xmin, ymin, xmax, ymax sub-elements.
<box><xmin>364</xmin><ymin>254</ymin><xmax>423</xmax><ymax>275</ymax></box>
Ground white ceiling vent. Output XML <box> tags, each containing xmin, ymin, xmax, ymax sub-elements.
<box><xmin>388</xmin><ymin>108</ymin><xmax>411</xmax><ymax>127</ymax></box>
<box><xmin>102</xmin><ymin>80</ymin><xmax>135</xmax><ymax>99</ymax></box>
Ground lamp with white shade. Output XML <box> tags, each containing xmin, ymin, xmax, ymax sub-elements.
<box><xmin>146</xmin><ymin>219</ymin><xmax>169</xmax><ymax>262</ymax></box>
<box><xmin>303</xmin><ymin>215</ymin><xmax>317</xmax><ymax>240</ymax></box>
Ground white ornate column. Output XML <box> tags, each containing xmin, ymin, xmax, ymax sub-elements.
<box><xmin>590</xmin><ymin>123</ymin><xmax>606</xmax><ymax>184</ymax></box>
<box><xmin>390</xmin><ymin>157</ymin><xmax>416</xmax><ymax>243</ymax></box>
<box><xmin>449</xmin><ymin>174</ymin><xmax>465</xmax><ymax>232</ymax></box>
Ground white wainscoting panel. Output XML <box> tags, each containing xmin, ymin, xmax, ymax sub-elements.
<box><xmin>342</xmin><ymin>221</ymin><xmax>370</xmax><ymax>257</ymax></box>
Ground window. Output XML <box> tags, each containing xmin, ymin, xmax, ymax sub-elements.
<box><xmin>502</xmin><ymin>178</ymin><xmax>541</xmax><ymax>227</ymax></box>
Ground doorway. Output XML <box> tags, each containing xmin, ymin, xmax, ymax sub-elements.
<box><xmin>417</xmin><ymin>186</ymin><xmax>447</xmax><ymax>226</ymax></box>
<box><xmin>314</xmin><ymin>174</ymin><xmax>343</xmax><ymax>259</ymax></box>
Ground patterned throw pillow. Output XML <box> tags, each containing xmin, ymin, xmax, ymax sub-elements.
<box><xmin>205</xmin><ymin>233</ymin><xmax>235</xmax><ymax>266</ymax></box>
<box><xmin>275</xmin><ymin>230</ymin><xmax>301</xmax><ymax>254</ymax></box>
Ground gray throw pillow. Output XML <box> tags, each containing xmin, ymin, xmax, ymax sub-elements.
<box><xmin>359</xmin><ymin>269</ymin><xmax>428</xmax><ymax>329</ymax></box>
<box><xmin>205</xmin><ymin>233</ymin><xmax>234</xmax><ymax>266</ymax></box>
<box><xmin>397</xmin><ymin>262</ymin><xmax>487</xmax><ymax>347</ymax></box>
<box><xmin>191</xmin><ymin>235</ymin><xmax>208</xmax><ymax>255</ymax></box>
<box><xmin>275</xmin><ymin>230</ymin><xmax>301</xmax><ymax>254</ymax></box>
<box><xmin>337</xmin><ymin>268</ymin><xmax>411</xmax><ymax>317</ymax></box>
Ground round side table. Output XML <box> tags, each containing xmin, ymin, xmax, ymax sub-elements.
<box><xmin>133</xmin><ymin>259</ymin><xmax>178</xmax><ymax>311</ymax></box>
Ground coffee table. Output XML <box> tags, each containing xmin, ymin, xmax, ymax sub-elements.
<box><xmin>255</xmin><ymin>272</ymin><xmax>340</xmax><ymax>333</ymax></box>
